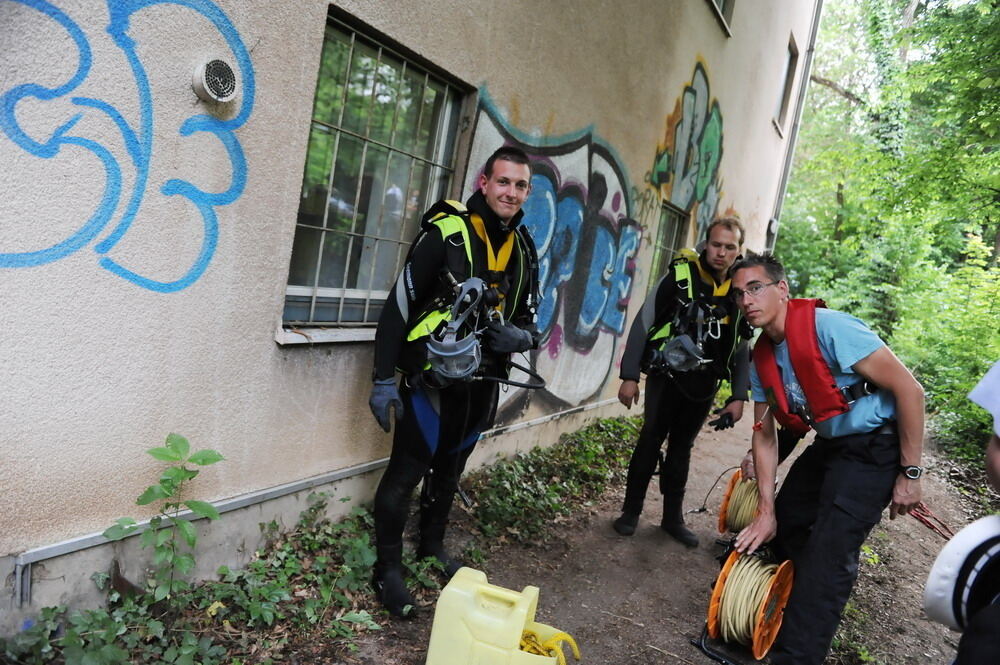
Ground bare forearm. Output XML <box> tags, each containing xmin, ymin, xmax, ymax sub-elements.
<box><xmin>894</xmin><ymin>380</ymin><xmax>925</xmax><ymax>467</ymax></box>
<box><xmin>752</xmin><ymin>417</ymin><xmax>779</xmax><ymax>513</ymax></box>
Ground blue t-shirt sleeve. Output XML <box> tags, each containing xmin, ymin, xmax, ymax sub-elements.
<box><xmin>750</xmin><ymin>362</ymin><xmax>764</xmax><ymax>402</ymax></box>
<box><xmin>815</xmin><ymin>308</ymin><xmax>885</xmax><ymax>374</ymax></box>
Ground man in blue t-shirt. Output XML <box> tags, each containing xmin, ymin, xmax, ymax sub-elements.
<box><xmin>730</xmin><ymin>253</ymin><xmax>924</xmax><ymax>665</ymax></box>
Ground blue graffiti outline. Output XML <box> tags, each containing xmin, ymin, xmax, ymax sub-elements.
<box><xmin>476</xmin><ymin>88</ymin><xmax>634</xmax><ymax>194</ymax></box>
<box><xmin>0</xmin><ymin>0</ymin><xmax>123</xmax><ymax>268</ymax></box>
<box><xmin>0</xmin><ymin>0</ymin><xmax>255</xmax><ymax>292</ymax></box>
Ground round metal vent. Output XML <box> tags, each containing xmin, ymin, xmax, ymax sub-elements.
<box><xmin>192</xmin><ymin>59</ymin><xmax>237</xmax><ymax>103</ymax></box>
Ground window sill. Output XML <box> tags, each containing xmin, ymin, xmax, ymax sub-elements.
<box><xmin>772</xmin><ymin>117</ymin><xmax>786</xmax><ymax>138</ymax></box>
<box><xmin>275</xmin><ymin>326</ymin><xmax>376</xmax><ymax>345</ymax></box>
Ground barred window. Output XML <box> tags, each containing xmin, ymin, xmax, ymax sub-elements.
<box><xmin>284</xmin><ymin>18</ymin><xmax>462</xmax><ymax>326</ymax></box>
<box><xmin>647</xmin><ymin>203</ymin><xmax>690</xmax><ymax>295</ymax></box>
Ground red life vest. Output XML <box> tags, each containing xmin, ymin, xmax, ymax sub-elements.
<box><xmin>752</xmin><ymin>298</ymin><xmax>851</xmax><ymax>436</ymax></box>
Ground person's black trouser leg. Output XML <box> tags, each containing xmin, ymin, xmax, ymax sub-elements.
<box><xmin>657</xmin><ymin>383</ymin><xmax>714</xmax><ymax>498</ymax></box>
<box><xmin>622</xmin><ymin>376</ymin><xmax>670</xmax><ymax>515</ymax></box>
<box><xmin>622</xmin><ymin>376</ymin><xmax>714</xmax><ymax>516</ymax></box>
<box><xmin>658</xmin><ymin>382</ymin><xmax>713</xmax><ymax>546</ymax></box>
<box><xmin>768</xmin><ymin>431</ymin><xmax>898</xmax><ymax>665</ymax></box>
<box><xmin>374</xmin><ymin>379</ymin><xmax>497</xmax><ymax>580</ymax></box>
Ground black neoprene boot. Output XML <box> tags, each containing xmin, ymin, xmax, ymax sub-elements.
<box><xmin>613</xmin><ymin>512</ymin><xmax>639</xmax><ymax>536</ymax></box>
<box><xmin>417</xmin><ymin>491</ymin><xmax>463</xmax><ymax>578</ymax></box>
<box><xmin>661</xmin><ymin>492</ymin><xmax>698</xmax><ymax>548</ymax></box>
<box><xmin>372</xmin><ymin>542</ymin><xmax>416</xmax><ymax>618</ymax></box>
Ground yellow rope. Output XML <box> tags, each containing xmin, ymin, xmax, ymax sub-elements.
<box><xmin>718</xmin><ymin>555</ymin><xmax>777</xmax><ymax>645</ymax></box>
<box><xmin>725</xmin><ymin>478</ymin><xmax>760</xmax><ymax>532</ymax></box>
<box><xmin>520</xmin><ymin>629</ymin><xmax>581</xmax><ymax>664</ymax></box>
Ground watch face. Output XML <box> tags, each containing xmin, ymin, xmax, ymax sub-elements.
<box><xmin>904</xmin><ymin>466</ymin><xmax>923</xmax><ymax>479</ymax></box>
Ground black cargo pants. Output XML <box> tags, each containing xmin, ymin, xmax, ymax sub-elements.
<box><xmin>768</xmin><ymin>428</ymin><xmax>899</xmax><ymax>665</ymax></box>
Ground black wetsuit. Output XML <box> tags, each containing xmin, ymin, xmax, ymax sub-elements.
<box><xmin>618</xmin><ymin>253</ymin><xmax>750</xmax><ymax>517</ymax></box>
<box><xmin>371</xmin><ymin>190</ymin><xmax>539</xmax><ymax>562</ymax></box>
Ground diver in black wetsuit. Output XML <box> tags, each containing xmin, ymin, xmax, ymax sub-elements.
<box><xmin>367</xmin><ymin>146</ymin><xmax>541</xmax><ymax>617</ymax></box>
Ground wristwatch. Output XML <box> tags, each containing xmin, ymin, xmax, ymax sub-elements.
<box><xmin>899</xmin><ymin>465</ymin><xmax>924</xmax><ymax>479</ymax></box>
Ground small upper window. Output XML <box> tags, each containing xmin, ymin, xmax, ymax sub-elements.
<box><xmin>648</xmin><ymin>203</ymin><xmax>690</xmax><ymax>295</ymax></box>
<box><xmin>774</xmin><ymin>34</ymin><xmax>800</xmax><ymax>133</ymax></box>
<box><xmin>284</xmin><ymin>17</ymin><xmax>462</xmax><ymax>327</ymax></box>
<box><xmin>706</xmin><ymin>0</ymin><xmax>736</xmax><ymax>35</ymax></box>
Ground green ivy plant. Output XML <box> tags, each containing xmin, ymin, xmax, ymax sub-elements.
<box><xmin>103</xmin><ymin>433</ymin><xmax>224</xmax><ymax>602</ymax></box>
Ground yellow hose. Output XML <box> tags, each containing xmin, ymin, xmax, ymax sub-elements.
<box><xmin>718</xmin><ymin>555</ymin><xmax>777</xmax><ymax>645</ymax></box>
<box><xmin>520</xmin><ymin>629</ymin><xmax>581</xmax><ymax>664</ymax></box>
<box><xmin>725</xmin><ymin>478</ymin><xmax>759</xmax><ymax>532</ymax></box>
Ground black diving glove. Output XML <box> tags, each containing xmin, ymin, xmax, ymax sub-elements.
<box><xmin>708</xmin><ymin>407</ymin><xmax>735</xmax><ymax>431</ymax></box>
<box><xmin>369</xmin><ymin>378</ymin><xmax>403</xmax><ymax>433</ymax></box>
<box><xmin>483</xmin><ymin>320</ymin><xmax>534</xmax><ymax>354</ymax></box>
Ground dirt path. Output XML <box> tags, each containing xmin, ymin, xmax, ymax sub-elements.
<box><xmin>350</xmin><ymin>416</ymin><xmax>973</xmax><ymax>664</ymax></box>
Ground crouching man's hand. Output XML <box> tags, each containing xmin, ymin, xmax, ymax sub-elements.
<box><xmin>734</xmin><ymin>510</ymin><xmax>776</xmax><ymax>555</ymax></box>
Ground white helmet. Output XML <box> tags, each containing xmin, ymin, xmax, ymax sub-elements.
<box><xmin>924</xmin><ymin>515</ymin><xmax>1000</xmax><ymax>630</ymax></box>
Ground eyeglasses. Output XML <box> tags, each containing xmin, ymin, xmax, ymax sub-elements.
<box><xmin>730</xmin><ymin>281</ymin><xmax>778</xmax><ymax>302</ymax></box>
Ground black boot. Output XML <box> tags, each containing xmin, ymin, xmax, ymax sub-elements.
<box><xmin>661</xmin><ymin>493</ymin><xmax>698</xmax><ymax>548</ymax></box>
<box><xmin>372</xmin><ymin>543</ymin><xmax>416</xmax><ymax>618</ymax></box>
<box><xmin>417</xmin><ymin>486</ymin><xmax>463</xmax><ymax>579</ymax></box>
<box><xmin>613</xmin><ymin>512</ymin><xmax>639</xmax><ymax>536</ymax></box>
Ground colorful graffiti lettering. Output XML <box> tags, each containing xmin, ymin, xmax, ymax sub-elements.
<box><xmin>0</xmin><ymin>0</ymin><xmax>254</xmax><ymax>292</ymax></box>
<box><xmin>465</xmin><ymin>97</ymin><xmax>640</xmax><ymax>409</ymax></box>
<box><xmin>649</xmin><ymin>62</ymin><xmax>723</xmax><ymax>235</ymax></box>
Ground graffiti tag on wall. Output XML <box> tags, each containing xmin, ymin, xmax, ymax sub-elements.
<box><xmin>465</xmin><ymin>99</ymin><xmax>640</xmax><ymax>409</ymax></box>
<box><xmin>649</xmin><ymin>62</ymin><xmax>723</xmax><ymax>236</ymax></box>
<box><xmin>0</xmin><ymin>0</ymin><xmax>254</xmax><ymax>292</ymax></box>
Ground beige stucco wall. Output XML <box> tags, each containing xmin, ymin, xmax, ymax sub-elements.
<box><xmin>0</xmin><ymin>0</ymin><xmax>818</xmax><ymax>578</ymax></box>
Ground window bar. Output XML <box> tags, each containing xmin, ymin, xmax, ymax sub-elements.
<box><xmin>361</xmin><ymin>59</ymin><xmax>408</xmax><ymax>323</ymax></box>
<box><xmin>425</xmin><ymin>84</ymin><xmax>447</xmax><ymax>204</ymax></box>
<box><xmin>309</xmin><ymin>30</ymin><xmax>357</xmax><ymax>324</ymax></box>
<box><xmin>392</xmin><ymin>80</ymin><xmax>456</xmax><ymax>294</ymax></box>
<box><xmin>308</xmin><ymin>120</ymin><xmax>450</xmax><ymax>167</ymax></box>
<box><xmin>336</xmin><ymin>43</ymin><xmax>384</xmax><ymax>323</ymax></box>
<box><xmin>387</xmin><ymin>149</ymin><xmax>420</xmax><ymax>294</ymax></box>
<box><xmin>365</xmin><ymin>72</ymin><xmax>429</xmax><ymax>316</ymax></box>
<box><xmin>386</xmin><ymin>71</ymin><xmax>433</xmax><ymax>307</ymax></box>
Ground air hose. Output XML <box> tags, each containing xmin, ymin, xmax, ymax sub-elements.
<box><xmin>717</xmin><ymin>469</ymin><xmax>759</xmax><ymax>533</ymax></box>
<box><xmin>718</xmin><ymin>555</ymin><xmax>777</xmax><ymax>645</ymax></box>
<box><xmin>706</xmin><ymin>550</ymin><xmax>794</xmax><ymax>661</ymax></box>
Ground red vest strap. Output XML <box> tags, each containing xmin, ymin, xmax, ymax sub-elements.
<box><xmin>752</xmin><ymin>298</ymin><xmax>850</xmax><ymax>435</ymax></box>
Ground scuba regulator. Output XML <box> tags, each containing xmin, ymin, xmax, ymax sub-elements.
<box><xmin>425</xmin><ymin>277</ymin><xmax>487</xmax><ymax>384</ymax></box>
<box><xmin>646</xmin><ymin>300</ymin><xmax>730</xmax><ymax>374</ymax></box>
<box><xmin>424</xmin><ymin>275</ymin><xmax>545</xmax><ymax>391</ymax></box>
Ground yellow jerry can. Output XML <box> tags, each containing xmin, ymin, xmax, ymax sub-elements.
<box><xmin>425</xmin><ymin>567</ymin><xmax>578</xmax><ymax>665</ymax></box>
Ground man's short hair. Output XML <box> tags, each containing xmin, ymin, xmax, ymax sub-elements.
<box><xmin>706</xmin><ymin>216</ymin><xmax>745</xmax><ymax>246</ymax></box>
<box><xmin>484</xmin><ymin>145</ymin><xmax>532</xmax><ymax>178</ymax></box>
<box><xmin>731</xmin><ymin>252</ymin><xmax>786</xmax><ymax>283</ymax></box>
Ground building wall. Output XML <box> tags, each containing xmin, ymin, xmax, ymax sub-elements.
<box><xmin>0</xmin><ymin>0</ymin><xmax>818</xmax><ymax>623</ymax></box>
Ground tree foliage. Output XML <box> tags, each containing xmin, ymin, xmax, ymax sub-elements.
<box><xmin>778</xmin><ymin>0</ymin><xmax>1000</xmax><ymax>453</ymax></box>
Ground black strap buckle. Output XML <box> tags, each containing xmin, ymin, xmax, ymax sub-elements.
<box><xmin>840</xmin><ymin>380</ymin><xmax>878</xmax><ymax>404</ymax></box>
